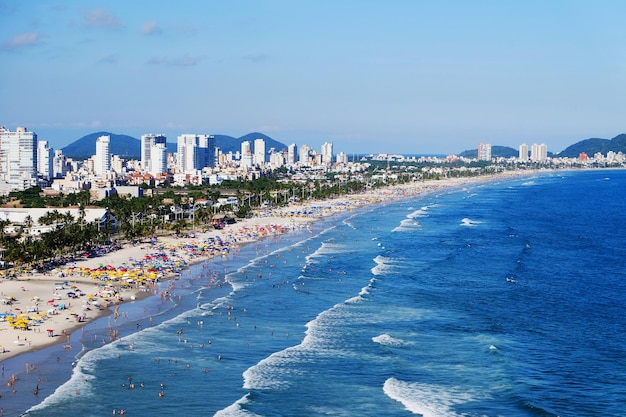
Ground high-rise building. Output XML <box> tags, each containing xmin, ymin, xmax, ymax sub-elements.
<box><xmin>53</xmin><ymin>150</ymin><xmax>68</xmax><ymax>179</ymax></box>
<box><xmin>37</xmin><ymin>140</ymin><xmax>54</xmax><ymax>180</ymax></box>
<box><xmin>519</xmin><ymin>143</ymin><xmax>529</xmax><ymax>162</ymax></box>
<box><xmin>530</xmin><ymin>143</ymin><xmax>548</xmax><ymax>162</ymax></box>
<box><xmin>241</xmin><ymin>141</ymin><xmax>253</xmax><ymax>168</ymax></box>
<box><xmin>321</xmin><ymin>142</ymin><xmax>333</xmax><ymax>164</ymax></box>
<box><xmin>94</xmin><ymin>135</ymin><xmax>111</xmax><ymax>176</ymax></box>
<box><xmin>336</xmin><ymin>152</ymin><xmax>348</xmax><ymax>164</ymax></box>
<box><xmin>150</xmin><ymin>143</ymin><xmax>167</xmax><ymax>175</ymax></box>
<box><xmin>254</xmin><ymin>138</ymin><xmax>266</xmax><ymax>166</ymax></box>
<box><xmin>287</xmin><ymin>143</ymin><xmax>298</xmax><ymax>165</ymax></box>
<box><xmin>299</xmin><ymin>144</ymin><xmax>311</xmax><ymax>165</ymax></box>
<box><xmin>176</xmin><ymin>134</ymin><xmax>216</xmax><ymax>173</ymax></box>
<box><xmin>477</xmin><ymin>143</ymin><xmax>491</xmax><ymax>161</ymax></box>
<box><xmin>141</xmin><ymin>134</ymin><xmax>166</xmax><ymax>172</ymax></box>
<box><xmin>0</xmin><ymin>126</ymin><xmax>38</xmax><ymax>193</ymax></box>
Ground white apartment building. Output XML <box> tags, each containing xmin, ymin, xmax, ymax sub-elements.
<box><xmin>287</xmin><ymin>143</ymin><xmax>298</xmax><ymax>165</ymax></box>
<box><xmin>478</xmin><ymin>143</ymin><xmax>491</xmax><ymax>161</ymax></box>
<box><xmin>299</xmin><ymin>144</ymin><xmax>311</xmax><ymax>165</ymax></box>
<box><xmin>94</xmin><ymin>135</ymin><xmax>111</xmax><ymax>176</ymax></box>
<box><xmin>336</xmin><ymin>151</ymin><xmax>349</xmax><ymax>164</ymax></box>
<box><xmin>53</xmin><ymin>149</ymin><xmax>68</xmax><ymax>179</ymax></box>
<box><xmin>150</xmin><ymin>143</ymin><xmax>167</xmax><ymax>175</ymax></box>
<box><xmin>0</xmin><ymin>126</ymin><xmax>38</xmax><ymax>194</ymax></box>
<box><xmin>254</xmin><ymin>138</ymin><xmax>266</xmax><ymax>166</ymax></box>
<box><xmin>37</xmin><ymin>140</ymin><xmax>54</xmax><ymax>180</ymax></box>
<box><xmin>530</xmin><ymin>143</ymin><xmax>548</xmax><ymax>162</ymax></box>
<box><xmin>519</xmin><ymin>143</ymin><xmax>529</xmax><ymax>162</ymax></box>
<box><xmin>177</xmin><ymin>134</ymin><xmax>216</xmax><ymax>173</ymax></box>
<box><xmin>321</xmin><ymin>142</ymin><xmax>333</xmax><ymax>164</ymax></box>
<box><xmin>141</xmin><ymin>133</ymin><xmax>166</xmax><ymax>172</ymax></box>
<box><xmin>241</xmin><ymin>141</ymin><xmax>253</xmax><ymax>169</ymax></box>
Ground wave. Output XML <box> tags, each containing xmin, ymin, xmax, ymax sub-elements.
<box><xmin>460</xmin><ymin>218</ymin><xmax>480</xmax><ymax>227</ymax></box>
<box><xmin>407</xmin><ymin>205</ymin><xmax>431</xmax><ymax>218</ymax></box>
<box><xmin>346</xmin><ymin>276</ymin><xmax>376</xmax><ymax>304</ymax></box>
<box><xmin>393</xmin><ymin>205</ymin><xmax>430</xmax><ymax>232</ymax></box>
<box><xmin>371</xmin><ymin>255</ymin><xmax>394</xmax><ymax>276</ymax></box>
<box><xmin>392</xmin><ymin>218</ymin><xmax>421</xmax><ymax>232</ymax></box>
<box><xmin>242</xmin><ymin>281</ymin><xmax>380</xmax><ymax>392</ymax></box>
<box><xmin>372</xmin><ymin>333</ymin><xmax>412</xmax><ymax>347</ymax></box>
<box><xmin>383</xmin><ymin>378</ymin><xmax>475</xmax><ymax>417</ymax></box>
<box><xmin>214</xmin><ymin>394</ymin><xmax>262</xmax><ymax>417</ymax></box>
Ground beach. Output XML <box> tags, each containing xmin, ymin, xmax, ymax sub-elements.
<box><xmin>0</xmin><ymin>173</ymin><xmax>533</xmax><ymax>363</ymax></box>
<box><xmin>0</xmin><ymin>172</ymin><xmax>546</xmax><ymax>416</ymax></box>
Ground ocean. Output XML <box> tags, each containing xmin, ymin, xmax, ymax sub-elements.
<box><xmin>4</xmin><ymin>169</ymin><xmax>626</xmax><ymax>416</ymax></box>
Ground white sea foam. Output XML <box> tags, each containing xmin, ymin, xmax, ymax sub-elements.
<box><xmin>25</xmin><ymin>342</ymin><xmax>120</xmax><ymax>412</ymax></box>
<box><xmin>244</xmin><ymin>287</ymin><xmax>381</xmax><ymax>391</ymax></box>
<box><xmin>407</xmin><ymin>205</ymin><xmax>431</xmax><ymax>218</ymax></box>
<box><xmin>372</xmin><ymin>333</ymin><xmax>412</xmax><ymax>347</ymax></box>
<box><xmin>460</xmin><ymin>218</ymin><xmax>480</xmax><ymax>227</ymax></box>
<box><xmin>383</xmin><ymin>378</ymin><xmax>474</xmax><ymax>417</ymax></box>
<box><xmin>371</xmin><ymin>255</ymin><xmax>393</xmax><ymax>275</ymax></box>
<box><xmin>214</xmin><ymin>394</ymin><xmax>262</xmax><ymax>417</ymax></box>
<box><xmin>392</xmin><ymin>218</ymin><xmax>422</xmax><ymax>232</ymax></box>
<box><xmin>346</xmin><ymin>277</ymin><xmax>376</xmax><ymax>303</ymax></box>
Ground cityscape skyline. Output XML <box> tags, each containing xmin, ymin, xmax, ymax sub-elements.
<box><xmin>2</xmin><ymin>2</ymin><xmax>626</xmax><ymax>155</ymax></box>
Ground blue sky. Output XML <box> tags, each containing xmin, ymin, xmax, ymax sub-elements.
<box><xmin>1</xmin><ymin>1</ymin><xmax>625</xmax><ymax>155</ymax></box>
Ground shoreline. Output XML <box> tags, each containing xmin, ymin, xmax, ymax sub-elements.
<box><xmin>0</xmin><ymin>171</ymin><xmax>539</xmax><ymax>362</ymax></box>
<box><xmin>0</xmin><ymin>171</ymin><xmax>542</xmax><ymax>415</ymax></box>
<box><xmin>0</xmin><ymin>170</ymin><xmax>544</xmax><ymax>363</ymax></box>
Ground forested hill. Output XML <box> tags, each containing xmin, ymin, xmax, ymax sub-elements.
<box><xmin>61</xmin><ymin>132</ymin><xmax>288</xmax><ymax>159</ymax></box>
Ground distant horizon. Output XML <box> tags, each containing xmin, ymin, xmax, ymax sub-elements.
<box><xmin>15</xmin><ymin>125</ymin><xmax>621</xmax><ymax>157</ymax></box>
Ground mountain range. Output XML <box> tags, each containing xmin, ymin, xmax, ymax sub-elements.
<box><xmin>61</xmin><ymin>132</ymin><xmax>289</xmax><ymax>160</ymax></box>
<box><xmin>61</xmin><ymin>132</ymin><xmax>626</xmax><ymax>160</ymax></box>
<box><xmin>460</xmin><ymin>133</ymin><xmax>626</xmax><ymax>159</ymax></box>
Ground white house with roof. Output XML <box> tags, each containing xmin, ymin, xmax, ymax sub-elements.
<box><xmin>0</xmin><ymin>208</ymin><xmax>117</xmax><ymax>236</ymax></box>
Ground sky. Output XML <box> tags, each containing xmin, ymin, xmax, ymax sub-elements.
<box><xmin>2</xmin><ymin>1</ymin><xmax>626</xmax><ymax>155</ymax></box>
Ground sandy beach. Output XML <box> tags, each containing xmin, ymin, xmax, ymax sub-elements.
<box><xmin>0</xmin><ymin>173</ymin><xmax>531</xmax><ymax>363</ymax></box>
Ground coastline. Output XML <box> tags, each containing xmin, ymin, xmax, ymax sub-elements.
<box><xmin>0</xmin><ymin>170</ymin><xmax>538</xmax><ymax>362</ymax></box>
<box><xmin>0</xmin><ymin>171</ymin><xmax>539</xmax><ymax>415</ymax></box>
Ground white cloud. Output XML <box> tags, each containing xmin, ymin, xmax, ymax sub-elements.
<box><xmin>146</xmin><ymin>54</ymin><xmax>206</xmax><ymax>67</ymax></box>
<box><xmin>141</xmin><ymin>21</ymin><xmax>162</xmax><ymax>35</ymax></box>
<box><xmin>82</xmin><ymin>8</ymin><xmax>123</xmax><ymax>28</ymax></box>
<box><xmin>1</xmin><ymin>32</ymin><xmax>41</xmax><ymax>51</ymax></box>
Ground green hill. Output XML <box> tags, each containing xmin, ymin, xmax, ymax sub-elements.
<box><xmin>458</xmin><ymin>145</ymin><xmax>518</xmax><ymax>159</ymax></box>
<box><xmin>557</xmin><ymin>134</ymin><xmax>626</xmax><ymax>157</ymax></box>
<box><xmin>62</xmin><ymin>132</ymin><xmax>140</xmax><ymax>159</ymax></box>
<box><xmin>64</xmin><ymin>132</ymin><xmax>288</xmax><ymax>160</ymax></box>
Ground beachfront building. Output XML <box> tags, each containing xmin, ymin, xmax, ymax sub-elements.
<box><xmin>240</xmin><ymin>141</ymin><xmax>253</xmax><ymax>169</ymax></box>
<box><xmin>176</xmin><ymin>134</ymin><xmax>216</xmax><ymax>173</ymax></box>
<box><xmin>37</xmin><ymin>140</ymin><xmax>54</xmax><ymax>180</ymax></box>
<box><xmin>150</xmin><ymin>143</ymin><xmax>167</xmax><ymax>175</ymax></box>
<box><xmin>478</xmin><ymin>143</ymin><xmax>491</xmax><ymax>161</ymax></box>
<box><xmin>254</xmin><ymin>138</ymin><xmax>266</xmax><ymax>167</ymax></box>
<box><xmin>321</xmin><ymin>142</ymin><xmax>333</xmax><ymax>164</ymax></box>
<box><xmin>94</xmin><ymin>135</ymin><xmax>111</xmax><ymax>176</ymax></box>
<box><xmin>287</xmin><ymin>143</ymin><xmax>298</xmax><ymax>165</ymax></box>
<box><xmin>530</xmin><ymin>143</ymin><xmax>548</xmax><ymax>162</ymax></box>
<box><xmin>53</xmin><ymin>150</ymin><xmax>69</xmax><ymax>179</ymax></box>
<box><xmin>0</xmin><ymin>207</ymin><xmax>118</xmax><ymax>236</ymax></box>
<box><xmin>0</xmin><ymin>126</ymin><xmax>38</xmax><ymax>195</ymax></box>
<box><xmin>299</xmin><ymin>144</ymin><xmax>311</xmax><ymax>165</ymax></box>
<box><xmin>336</xmin><ymin>151</ymin><xmax>349</xmax><ymax>164</ymax></box>
<box><xmin>141</xmin><ymin>134</ymin><xmax>167</xmax><ymax>172</ymax></box>
<box><xmin>519</xmin><ymin>143</ymin><xmax>529</xmax><ymax>162</ymax></box>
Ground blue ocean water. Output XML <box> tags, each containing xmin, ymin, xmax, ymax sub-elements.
<box><xmin>6</xmin><ymin>169</ymin><xmax>626</xmax><ymax>416</ymax></box>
